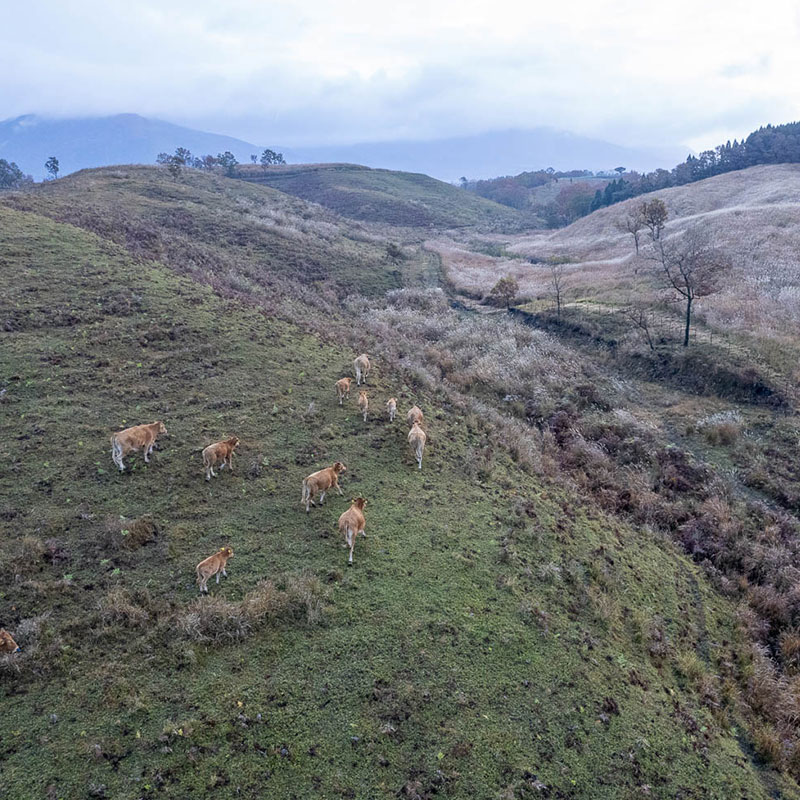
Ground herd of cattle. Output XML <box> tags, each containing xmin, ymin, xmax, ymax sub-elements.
<box><xmin>0</xmin><ymin>355</ymin><xmax>430</xmax><ymax>652</ymax></box>
<box><xmin>115</xmin><ymin>354</ymin><xmax>427</xmax><ymax>576</ymax></box>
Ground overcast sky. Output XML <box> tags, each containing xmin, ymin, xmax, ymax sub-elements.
<box><xmin>3</xmin><ymin>0</ymin><xmax>799</xmax><ymax>150</ymax></box>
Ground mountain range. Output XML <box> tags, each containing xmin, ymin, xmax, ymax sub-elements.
<box><xmin>0</xmin><ymin>114</ymin><xmax>688</xmax><ymax>181</ymax></box>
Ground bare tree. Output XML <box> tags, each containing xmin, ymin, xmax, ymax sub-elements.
<box><xmin>618</xmin><ymin>202</ymin><xmax>646</xmax><ymax>255</ymax></box>
<box><xmin>549</xmin><ymin>261</ymin><xmax>568</xmax><ymax>319</ymax></box>
<box><xmin>650</xmin><ymin>227</ymin><xmax>730</xmax><ymax>347</ymax></box>
<box><xmin>620</xmin><ymin>305</ymin><xmax>655</xmax><ymax>350</ymax></box>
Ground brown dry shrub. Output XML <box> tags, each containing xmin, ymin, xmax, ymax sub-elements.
<box><xmin>176</xmin><ymin>572</ymin><xmax>330</xmax><ymax>643</ymax></box>
<box><xmin>98</xmin><ymin>587</ymin><xmax>150</xmax><ymax>628</ymax></box>
<box><xmin>752</xmin><ymin>724</ymin><xmax>783</xmax><ymax>767</ymax></box>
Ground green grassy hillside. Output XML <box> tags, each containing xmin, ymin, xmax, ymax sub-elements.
<box><xmin>0</xmin><ymin>195</ymin><xmax>795</xmax><ymax>798</ymax></box>
<box><xmin>237</xmin><ymin>163</ymin><xmax>523</xmax><ymax>230</ymax></box>
<box><xmin>3</xmin><ymin>165</ymin><xmax>431</xmax><ymax>297</ymax></box>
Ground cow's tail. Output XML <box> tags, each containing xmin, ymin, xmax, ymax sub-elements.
<box><xmin>110</xmin><ymin>434</ymin><xmax>123</xmax><ymax>469</ymax></box>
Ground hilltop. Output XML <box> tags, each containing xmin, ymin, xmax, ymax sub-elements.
<box><xmin>1</xmin><ymin>166</ymin><xmax>800</xmax><ymax>798</ymax></box>
<box><xmin>236</xmin><ymin>162</ymin><xmax>523</xmax><ymax>229</ymax></box>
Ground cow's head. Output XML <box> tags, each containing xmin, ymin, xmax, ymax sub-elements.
<box><xmin>333</xmin><ymin>461</ymin><xmax>346</xmax><ymax>475</ymax></box>
<box><xmin>156</xmin><ymin>421</ymin><xmax>168</xmax><ymax>434</ymax></box>
<box><xmin>0</xmin><ymin>629</ymin><xmax>20</xmax><ymax>654</ymax></box>
<box><xmin>351</xmin><ymin>497</ymin><xmax>367</xmax><ymax>510</ymax></box>
<box><xmin>228</xmin><ymin>436</ymin><xmax>240</xmax><ymax>449</ymax></box>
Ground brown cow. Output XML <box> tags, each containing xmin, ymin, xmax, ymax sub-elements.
<box><xmin>0</xmin><ymin>629</ymin><xmax>20</xmax><ymax>654</ymax></box>
<box><xmin>338</xmin><ymin>497</ymin><xmax>367</xmax><ymax>564</ymax></box>
<box><xmin>406</xmin><ymin>405</ymin><xmax>424</xmax><ymax>427</ymax></box>
<box><xmin>301</xmin><ymin>461</ymin><xmax>346</xmax><ymax>512</ymax></box>
<box><xmin>408</xmin><ymin>422</ymin><xmax>427</xmax><ymax>470</ymax></box>
<box><xmin>111</xmin><ymin>421</ymin><xmax>167</xmax><ymax>472</ymax></box>
<box><xmin>353</xmin><ymin>353</ymin><xmax>371</xmax><ymax>386</ymax></box>
<box><xmin>202</xmin><ymin>436</ymin><xmax>240</xmax><ymax>480</ymax></box>
<box><xmin>386</xmin><ymin>397</ymin><xmax>397</xmax><ymax>422</ymax></box>
<box><xmin>335</xmin><ymin>377</ymin><xmax>352</xmax><ymax>406</ymax></box>
<box><xmin>358</xmin><ymin>391</ymin><xmax>369</xmax><ymax>422</ymax></box>
<box><xmin>196</xmin><ymin>546</ymin><xmax>234</xmax><ymax>593</ymax></box>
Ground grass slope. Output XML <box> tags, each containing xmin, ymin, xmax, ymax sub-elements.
<box><xmin>237</xmin><ymin>163</ymin><xmax>522</xmax><ymax>230</ymax></box>
<box><xmin>3</xmin><ymin>165</ymin><xmax>417</xmax><ymax>296</ymax></box>
<box><xmin>0</xmin><ymin>204</ymin><xmax>793</xmax><ymax>799</ymax></box>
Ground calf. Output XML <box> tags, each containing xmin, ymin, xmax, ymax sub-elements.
<box><xmin>338</xmin><ymin>497</ymin><xmax>367</xmax><ymax>564</ymax></box>
<box><xmin>0</xmin><ymin>629</ymin><xmax>20</xmax><ymax>654</ymax></box>
<box><xmin>301</xmin><ymin>461</ymin><xmax>346</xmax><ymax>512</ymax></box>
<box><xmin>196</xmin><ymin>546</ymin><xmax>234</xmax><ymax>593</ymax></box>
<box><xmin>358</xmin><ymin>391</ymin><xmax>369</xmax><ymax>422</ymax></box>
<box><xmin>386</xmin><ymin>397</ymin><xmax>397</xmax><ymax>422</ymax></box>
<box><xmin>335</xmin><ymin>377</ymin><xmax>352</xmax><ymax>405</ymax></box>
<box><xmin>406</xmin><ymin>405</ymin><xmax>424</xmax><ymax>427</ymax></box>
<box><xmin>202</xmin><ymin>436</ymin><xmax>240</xmax><ymax>480</ymax></box>
<box><xmin>111</xmin><ymin>421</ymin><xmax>167</xmax><ymax>472</ymax></box>
<box><xmin>353</xmin><ymin>353</ymin><xmax>371</xmax><ymax>386</ymax></box>
<box><xmin>408</xmin><ymin>422</ymin><xmax>427</xmax><ymax>470</ymax></box>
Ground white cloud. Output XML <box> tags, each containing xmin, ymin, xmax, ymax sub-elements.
<box><xmin>3</xmin><ymin>0</ymin><xmax>799</xmax><ymax>149</ymax></box>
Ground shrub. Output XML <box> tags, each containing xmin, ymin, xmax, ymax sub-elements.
<box><xmin>697</xmin><ymin>410</ymin><xmax>743</xmax><ymax>445</ymax></box>
<box><xmin>175</xmin><ymin>572</ymin><xmax>330</xmax><ymax>644</ymax></box>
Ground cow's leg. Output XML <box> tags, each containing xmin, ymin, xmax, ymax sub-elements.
<box><xmin>222</xmin><ymin>568</ymin><xmax>227</xmax><ymax>577</ymax></box>
<box><xmin>216</xmin><ymin>572</ymin><xmax>221</xmax><ymax>584</ymax></box>
<box><xmin>361</xmin><ymin>527</ymin><xmax>366</xmax><ymax>538</ymax></box>
<box><xmin>347</xmin><ymin>530</ymin><xmax>354</xmax><ymax>563</ymax></box>
<box><xmin>319</xmin><ymin>490</ymin><xmax>326</xmax><ymax>505</ymax></box>
<box><xmin>336</xmin><ymin>484</ymin><xmax>343</xmax><ymax>496</ymax></box>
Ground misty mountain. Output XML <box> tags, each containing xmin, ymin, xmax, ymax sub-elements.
<box><xmin>1</xmin><ymin>114</ymin><xmax>688</xmax><ymax>182</ymax></box>
<box><xmin>0</xmin><ymin>114</ymin><xmax>264</xmax><ymax>179</ymax></box>
<box><xmin>290</xmin><ymin>129</ymin><xmax>689</xmax><ymax>181</ymax></box>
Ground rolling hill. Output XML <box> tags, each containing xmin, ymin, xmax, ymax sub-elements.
<box><xmin>236</xmin><ymin>162</ymin><xmax>523</xmax><ymax>229</ymax></box>
<box><xmin>1</xmin><ymin>166</ymin><xmax>799</xmax><ymax>798</ymax></box>
<box><xmin>440</xmin><ymin>165</ymin><xmax>800</xmax><ymax>356</ymax></box>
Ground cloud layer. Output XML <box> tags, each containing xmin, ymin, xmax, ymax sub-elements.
<box><xmin>3</xmin><ymin>0</ymin><xmax>799</xmax><ymax>150</ymax></box>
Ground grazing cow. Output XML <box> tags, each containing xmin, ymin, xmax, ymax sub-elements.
<box><xmin>353</xmin><ymin>353</ymin><xmax>371</xmax><ymax>386</ymax></box>
<box><xmin>338</xmin><ymin>497</ymin><xmax>367</xmax><ymax>564</ymax></box>
<box><xmin>301</xmin><ymin>461</ymin><xmax>347</xmax><ymax>512</ymax></box>
<box><xmin>110</xmin><ymin>421</ymin><xmax>167</xmax><ymax>472</ymax></box>
<box><xmin>335</xmin><ymin>377</ymin><xmax>352</xmax><ymax>406</ymax></box>
<box><xmin>0</xmin><ymin>629</ymin><xmax>20</xmax><ymax>654</ymax></box>
<box><xmin>358</xmin><ymin>391</ymin><xmax>369</xmax><ymax>422</ymax></box>
<box><xmin>386</xmin><ymin>397</ymin><xmax>397</xmax><ymax>422</ymax></box>
<box><xmin>406</xmin><ymin>405</ymin><xmax>424</xmax><ymax>427</ymax></box>
<box><xmin>196</xmin><ymin>546</ymin><xmax>234</xmax><ymax>593</ymax></box>
<box><xmin>202</xmin><ymin>436</ymin><xmax>240</xmax><ymax>480</ymax></box>
<box><xmin>408</xmin><ymin>422</ymin><xmax>427</xmax><ymax>470</ymax></box>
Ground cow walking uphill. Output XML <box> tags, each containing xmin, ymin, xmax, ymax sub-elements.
<box><xmin>408</xmin><ymin>422</ymin><xmax>426</xmax><ymax>470</ymax></box>
<box><xmin>386</xmin><ymin>397</ymin><xmax>397</xmax><ymax>422</ymax></box>
<box><xmin>196</xmin><ymin>547</ymin><xmax>234</xmax><ymax>593</ymax></box>
<box><xmin>202</xmin><ymin>436</ymin><xmax>239</xmax><ymax>480</ymax></box>
<box><xmin>358</xmin><ymin>391</ymin><xmax>369</xmax><ymax>422</ymax></box>
<box><xmin>301</xmin><ymin>462</ymin><xmax>347</xmax><ymax>512</ymax></box>
<box><xmin>110</xmin><ymin>421</ymin><xmax>167</xmax><ymax>472</ymax></box>
<box><xmin>406</xmin><ymin>405</ymin><xmax>424</xmax><ymax>427</ymax></box>
<box><xmin>338</xmin><ymin>498</ymin><xmax>367</xmax><ymax>564</ymax></box>
<box><xmin>335</xmin><ymin>377</ymin><xmax>352</xmax><ymax>406</ymax></box>
<box><xmin>353</xmin><ymin>354</ymin><xmax>370</xmax><ymax>386</ymax></box>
